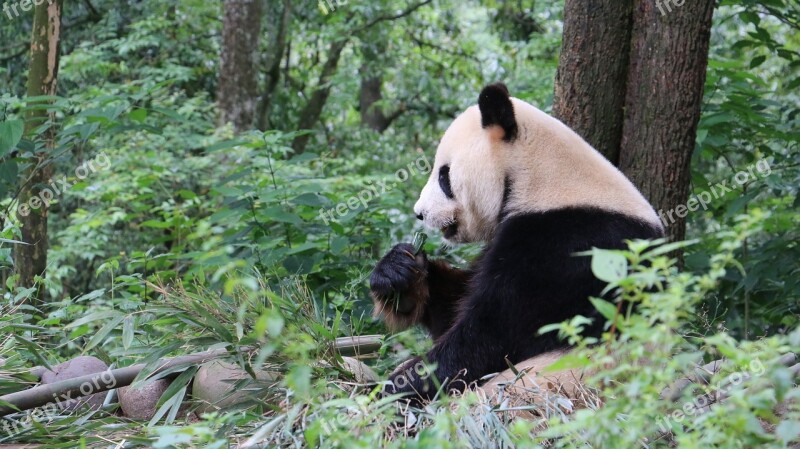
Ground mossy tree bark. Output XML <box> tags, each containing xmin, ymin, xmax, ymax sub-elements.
<box><xmin>14</xmin><ymin>0</ymin><xmax>63</xmax><ymax>305</ymax></box>
<box><xmin>359</xmin><ymin>38</ymin><xmax>404</xmax><ymax>133</ymax></box>
<box><xmin>553</xmin><ymin>0</ymin><xmax>633</xmax><ymax>165</ymax></box>
<box><xmin>619</xmin><ymin>0</ymin><xmax>716</xmax><ymax>243</ymax></box>
<box><xmin>291</xmin><ymin>39</ymin><xmax>347</xmax><ymax>154</ymax></box>
<box><xmin>359</xmin><ymin>39</ymin><xmax>391</xmax><ymax>133</ymax></box>
<box><xmin>218</xmin><ymin>0</ymin><xmax>264</xmax><ymax>133</ymax></box>
<box><xmin>257</xmin><ymin>0</ymin><xmax>292</xmax><ymax>131</ymax></box>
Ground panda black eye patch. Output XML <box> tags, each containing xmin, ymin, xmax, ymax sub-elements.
<box><xmin>439</xmin><ymin>165</ymin><xmax>454</xmax><ymax>199</ymax></box>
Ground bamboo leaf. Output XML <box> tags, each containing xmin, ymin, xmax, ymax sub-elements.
<box><xmin>84</xmin><ymin>315</ymin><xmax>125</xmax><ymax>351</ymax></box>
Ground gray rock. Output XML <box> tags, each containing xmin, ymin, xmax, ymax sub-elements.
<box><xmin>40</xmin><ymin>356</ymin><xmax>109</xmax><ymax>411</ymax></box>
<box><xmin>339</xmin><ymin>357</ymin><xmax>378</xmax><ymax>383</ymax></box>
<box><xmin>192</xmin><ymin>360</ymin><xmax>279</xmax><ymax>414</ymax></box>
<box><xmin>118</xmin><ymin>379</ymin><xmax>170</xmax><ymax>420</ymax></box>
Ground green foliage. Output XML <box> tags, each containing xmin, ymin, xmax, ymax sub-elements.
<box><xmin>540</xmin><ymin>211</ymin><xmax>800</xmax><ymax>448</ymax></box>
<box><xmin>690</xmin><ymin>3</ymin><xmax>800</xmax><ymax>338</ymax></box>
<box><xmin>0</xmin><ymin>0</ymin><xmax>798</xmax><ymax>447</ymax></box>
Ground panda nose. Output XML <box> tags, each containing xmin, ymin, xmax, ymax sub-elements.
<box><xmin>416</xmin><ymin>213</ymin><xmax>424</xmax><ymax>221</ymax></box>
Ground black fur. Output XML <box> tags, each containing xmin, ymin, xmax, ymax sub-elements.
<box><xmin>498</xmin><ymin>176</ymin><xmax>512</xmax><ymax>222</ymax></box>
<box><xmin>478</xmin><ymin>83</ymin><xmax>518</xmax><ymax>142</ymax></box>
<box><xmin>370</xmin><ymin>243</ymin><xmax>424</xmax><ymax>315</ymax></box>
<box><xmin>378</xmin><ymin>207</ymin><xmax>663</xmax><ymax>400</ymax></box>
<box><xmin>438</xmin><ymin>165</ymin><xmax>454</xmax><ymax>199</ymax></box>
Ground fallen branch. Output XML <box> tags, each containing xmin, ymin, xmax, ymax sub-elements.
<box><xmin>0</xmin><ymin>348</ymin><xmax>229</xmax><ymax>416</ymax></box>
<box><xmin>1</xmin><ymin>335</ymin><xmax>384</xmax><ymax>416</ymax></box>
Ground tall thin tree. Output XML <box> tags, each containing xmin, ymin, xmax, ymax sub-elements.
<box><xmin>14</xmin><ymin>0</ymin><xmax>63</xmax><ymax>304</ymax></box>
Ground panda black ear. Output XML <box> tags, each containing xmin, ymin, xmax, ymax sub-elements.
<box><xmin>478</xmin><ymin>82</ymin><xmax>518</xmax><ymax>142</ymax></box>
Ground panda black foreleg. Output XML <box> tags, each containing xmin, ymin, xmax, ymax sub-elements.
<box><xmin>370</xmin><ymin>243</ymin><xmax>472</xmax><ymax>339</ymax></box>
<box><xmin>385</xmin><ymin>310</ymin><xmax>509</xmax><ymax>402</ymax></box>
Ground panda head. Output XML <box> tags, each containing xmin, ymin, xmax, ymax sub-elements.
<box><xmin>413</xmin><ymin>83</ymin><xmax>661</xmax><ymax>244</ymax></box>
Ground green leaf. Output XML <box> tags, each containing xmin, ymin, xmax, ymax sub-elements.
<box><xmin>128</xmin><ymin>108</ymin><xmax>148</xmax><ymax>123</ymax></box>
<box><xmin>140</xmin><ymin>219</ymin><xmax>173</xmax><ymax>229</ymax></box>
<box><xmin>205</xmin><ymin>139</ymin><xmax>248</xmax><ymax>153</ymax></box>
<box><xmin>286</xmin><ymin>364</ymin><xmax>312</xmax><ymax>398</ymax></box>
<box><xmin>749</xmin><ymin>55</ymin><xmax>767</xmax><ymax>68</ymax></box>
<box><xmin>590</xmin><ymin>250</ymin><xmax>628</xmax><ymax>283</ymax></box>
<box><xmin>330</xmin><ymin>236</ymin><xmax>348</xmax><ymax>254</ymax></box>
<box><xmin>589</xmin><ymin>297</ymin><xmax>618</xmax><ymax>322</ymax></box>
<box><xmin>645</xmin><ymin>239</ymin><xmax>699</xmax><ymax>258</ymax></box>
<box><xmin>150</xmin><ymin>106</ymin><xmax>185</xmax><ymax>121</ymax></box>
<box><xmin>84</xmin><ymin>315</ymin><xmax>125</xmax><ymax>351</ymax></box>
<box><xmin>149</xmin><ymin>385</ymin><xmax>187</xmax><ymax>426</ymax></box>
<box><xmin>543</xmin><ymin>352</ymin><xmax>592</xmax><ymax>372</ymax></box>
<box><xmin>122</xmin><ymin>316</ymin><xmax>134</xmax><ymax>350</ymax></box>
<box><xmin>777</xmin><ymin>420</ymin><xmax>800</xmax><ymax>442</ymax></box>
<box><xmin>74</xmin><ymin>289</ymin><xmax>106</xmax><ymax>303</ymax></box>
<box><xmin>291</xmin><ymin>193</ymin><xmax>327</xmax><ymax>207</ymax></box>
<box><xmin>0</xmin><ymin>237</ymin><xmax>28</xmax><ymax>245</ymax></box>
<box><xmin>176</xmin><ymin>189</ymin><xmax>197</xmax><ymax>199</ymax></box>
<box><xmin>156</xmin><ymin>366</ymin><xmax>197</xmax><ymax>409</ymax></box>
<box><xmin>66</xmin><ymin>310</ymin><xmax>121</xmax><ymax>328</ymax></box>
<box><xmin>0</xmin><ymin>160</ymin><xmax>18</xmax><ymax>188</ymax></box>
<box><xmin>0</xmin><ymin>120</ymin><xmax>24</xmax><ymax>157</ymax></box>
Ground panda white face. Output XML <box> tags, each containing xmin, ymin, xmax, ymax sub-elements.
<box><xmin>413</xmin><ymin>105</ymin><xmax>508</xmax><ymax>243</ymax></box>
<box><xmin>413</xmin><ymin>83</ymin><xmax>663</xmax><ymax>244</ymax></box>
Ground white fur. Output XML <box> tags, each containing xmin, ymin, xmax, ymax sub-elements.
<box><xmin>414</xmin><ymin>98</ymin><xmax>662</xmax><ymax>243</ymax></box>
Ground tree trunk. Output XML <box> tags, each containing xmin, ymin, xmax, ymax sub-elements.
<box><xmin>257</xmin><ymin>0</ymin><xmax>291</xmax><ymax>131</ymax></box>
<box><xmin>359</xmin><ymin>40</ymin><xmax>392</xmax><ymax>132</ymax></box>
<box><xmin>553</xmin><ymin>0</ymin><xmax>633</xmax><ymax>164</ymax></box>
<box><xmin>554</xmin><ymin>0</ymin><xmax>715</xmax><ymax>244</ymax></box>
<box><xmin>360</xmin><ymin>74</ymin><xmax>388</xmax><ymax>132</ymax></box>
<box><xmin>14</xmin><ymin>0</ymin><xmax>63</xmax><ymax>304</ymax></box>
<box><xmin>619</xmin><ymin>0</ymin><xmax>716</xmax><ymax>243</ymax></box>
<box><xmin>291</xmin><ymin>39</ymin><xmax>347</xmax><ymax>155</ymax></box>
<box><xmin>218</xmin><ymin>0</ymin><xmax>263</xmax><ymax>133</ymax></box>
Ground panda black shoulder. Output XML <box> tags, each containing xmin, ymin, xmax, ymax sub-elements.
<box><xmin>462</xmin><ymin>206</ymin><xmax>663</xmax><ymax>358</ymax></box>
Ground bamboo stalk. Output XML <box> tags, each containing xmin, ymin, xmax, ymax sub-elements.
<box><xmin>0</xmin><ymin>348</ymin><xmax>230</xmax><ymax>416</ymax></box>
<box><xmin>2</xmin><ymin>336</ymin><xmax>385</xmax><ymax>416</ymax></box>
<box><xmin>333</xmin><ymin>335</ymin><xmax>383</xmax><ymax>357</ymax></box>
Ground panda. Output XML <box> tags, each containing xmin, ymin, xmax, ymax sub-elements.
<box><xmin>369</xmin><ymin>83</ymin><xmax>664</xmax><ymax>401</ymax></box>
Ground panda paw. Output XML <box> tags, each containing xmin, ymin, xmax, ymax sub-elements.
<box><xmin>370</xmin><ymin>243</ymin><xmax>429</xmax><ymax>330</ymax></box>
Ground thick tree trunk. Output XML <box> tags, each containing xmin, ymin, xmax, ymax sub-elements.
<box><xmin>14</xmin><ymin>0</ymin><xmax>63</xmax><ymax>304</ymax></box>
<box><xmin>291</xmin><ymin>39</ymin><xmax>347</xmax><ymax>155</ymax></box>
<box><xmin>553</xmin><ymin>0</ymin><xmax>633</xmax><ymax>164</ymax></box>
<box><xmin>218</xmin><ymin>0</ymin><xmax>263</xmax><ymax>133</ymax></box>
<box><xmin>619</xmin><ymin>0</ymin><xmax>716</xmax><ymax>243</ymax></box>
